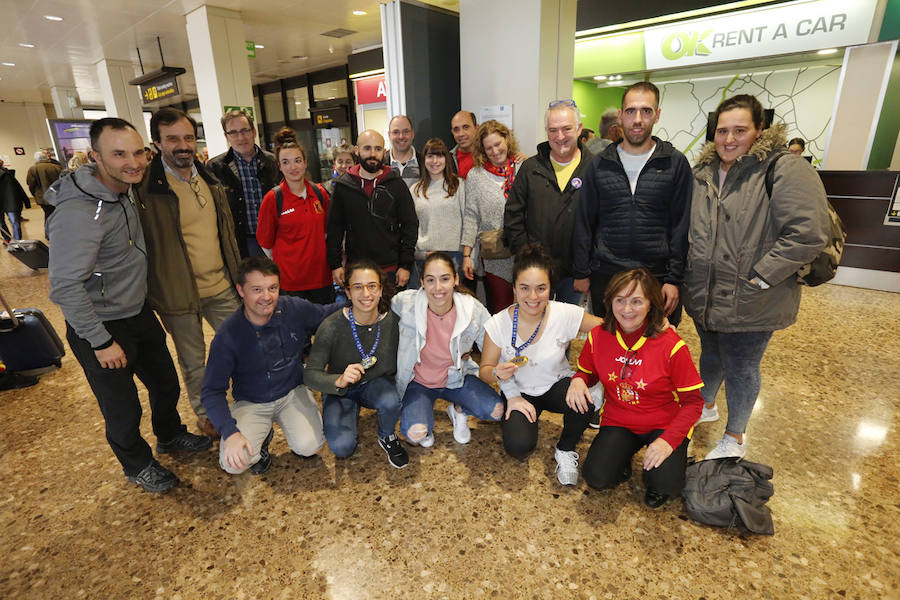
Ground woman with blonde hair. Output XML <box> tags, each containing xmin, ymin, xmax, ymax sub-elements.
<box><xmin>461</xmin><ymin>120</ymin><xmax>522</xmax><ymax>313</ymax></box>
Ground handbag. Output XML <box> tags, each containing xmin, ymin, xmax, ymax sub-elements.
<box><xmin>478</xmin><ymin>229</ymin><xmax>511</xmax><ymax>260</ymax></box>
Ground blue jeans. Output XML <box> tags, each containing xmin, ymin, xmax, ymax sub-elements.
<box><xmin>552</xmin><ymin>277</ymin><xmax>583</xmax><ymax>306</ymax></box>
<box><xmin>408</xmin><ymin>251</ymin><xmax>463</xmax><ymax>289</ymax></box>
<box><xmin>5</xmin><ymin>212</ymin><xmax>21</xmax><ymax>240</ymax></box>
<box><xmin>322</xmin><ymin>376</ymin><xmax>401</xmax><ymax>458</ymax></box>
<box><xmin>400</xmin><ymin>375</ymin><xmax>502</xmax><ymax>438</ymax></box>
<box><xmin>695</xmin><ymin>326</ymin><xmax>773</xmax><ymax>435</ymax></box>
<box><xmin>246</xmin><ymin>236</ymin><xmax>266</xmax><ymax>257</ymax></box>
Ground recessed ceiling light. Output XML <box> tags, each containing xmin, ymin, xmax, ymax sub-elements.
<box><xmin>1</xmin><ymin>62</ymin><xmax>15</xmax><ymax>67</ymax></box>
<box><xmin>44</xmin><ymin>15</ymin><xmax>64</xmax><ymax>21</ymax></box>
<box><xmin>255</xmin><ymin>44</ymin><xmax>264</xmax><ymax>49</ymax></box>
<box><xmin>817</xmin><ymin>48</ymin><xmax>838</xmax><ymax>55</ymax></box>
<box><xmin>353</xmin><ymin>10</ymin><xmax>367</xmax><ymax>16</ymax></box>
<box><xmin>19</xmin><ymin>43</ymin><xmax>35</xmax><ymax>48</ymax></box>
<box><xmin>593</xmin><ymin>75</ymin><xmax>607</xmax><ymax>81</ymax></box>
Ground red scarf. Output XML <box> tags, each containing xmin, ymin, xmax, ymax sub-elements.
<box><xmin>483</xmin><ymin>157</ymin><xmax>517</xmax><ymax>199</ymax></box>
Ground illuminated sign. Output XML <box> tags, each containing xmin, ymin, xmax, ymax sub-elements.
<box><xmin>355</xmin><ymin>75</ymin><xmax>387</xmax><ymax>105</ymax></box>
<box><xmin>140</xmin><ymin>75</ymin><xmax>179</xmax><ymax>103</ymax></box>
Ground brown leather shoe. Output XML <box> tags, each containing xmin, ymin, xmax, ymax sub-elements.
<box><xmin>197</xmin><ymin>416</ymin><xmax>219</xmax><ymax>439</ymax></box>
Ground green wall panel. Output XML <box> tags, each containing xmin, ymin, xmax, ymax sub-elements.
<box><xmin>867</xmin><ymin>50</ymin><xmax>900</xmax><ymax>169</ymax></box>
<box><xmin>573</xmin><ymin>80</ymin><xmax>627</xmax><ymax>130</ymax></box>
<box><xmin>574</xmin><ymin>32</ymin><xmax>645</xmax><ymax>79</ymax></box>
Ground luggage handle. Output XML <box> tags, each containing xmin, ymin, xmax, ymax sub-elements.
<box><xmin>0</xmin><ymin>287</ymin><xmax>21</xmax><ymax>329</ymax></box>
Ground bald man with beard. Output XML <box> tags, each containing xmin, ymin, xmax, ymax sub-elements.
<box><xmin>326</xmin><ymin>129</ymin><xmax>418</xmax><ymax>288</ymax></box>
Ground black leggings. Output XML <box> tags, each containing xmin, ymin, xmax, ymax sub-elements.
<box><xmin>582</xmin><ymin>426</ymin><xmax>690</xmax><ymax>496</ymax></box>
<box><xmin>502</xmin><ymin>377</ymin><xmax>592</xmax><ymax>458</ymax></box>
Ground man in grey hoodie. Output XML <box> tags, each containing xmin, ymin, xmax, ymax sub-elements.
<box><xmin>46</xmin><ymin>118</ymin><xmax>211</xmax><ymax>493</ymax></box>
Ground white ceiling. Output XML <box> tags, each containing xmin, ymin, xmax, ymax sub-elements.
<box><xmin>0</xmin><ymin>0</ymin><xmax>458</xmax><ymax>107</ymax></box>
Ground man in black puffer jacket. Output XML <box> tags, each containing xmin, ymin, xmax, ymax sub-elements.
<box><xmin>572</xmin><ymin>82</ymin><xmax>692</xmax><ymax>326</ymax></box>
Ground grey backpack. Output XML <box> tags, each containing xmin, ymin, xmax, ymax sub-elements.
<box><xmin>682</xmin><ymin>457</ymin><xmax>775</xmax><ymax>535</ymax></box>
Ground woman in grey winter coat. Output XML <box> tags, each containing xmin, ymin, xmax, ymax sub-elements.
<box><xmin>683</xmin><ymin>94</ymin><xmax>829</xmax><ymax>460</ymax></box>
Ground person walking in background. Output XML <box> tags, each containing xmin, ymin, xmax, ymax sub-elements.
<box><xmin>684</xmin><ymin>94</ymin><xmax>829</xmax><ymax>459</ymax></box>
<box><xmin>27</xmin><ymin>149</ymin><xmax>63</xmax><ymax>225</ymax></box>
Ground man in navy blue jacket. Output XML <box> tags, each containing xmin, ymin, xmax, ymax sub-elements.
<box><xmin>201</xmin><ymin>256</ymin><xmax>342</xmax><ymax>474</ymax></box>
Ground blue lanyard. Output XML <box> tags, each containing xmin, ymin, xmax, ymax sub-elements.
<box><xmin>511</xmin><ymin>304</ymin><xmax>546</xmax><ymax>356</ymax></box>
<box><xmin>348</xmin><ymin>308</ymin><xmax>381</xmax><ymax>359</ymax></box>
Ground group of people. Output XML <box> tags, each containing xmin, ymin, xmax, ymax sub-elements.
<box><xmin>44</xmin><ymin>82</ymin><xmax>830</xmax><ymax>509</ymax></box>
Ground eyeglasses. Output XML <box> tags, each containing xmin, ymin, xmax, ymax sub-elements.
<box><xmin>189</xmin><ymin>176</ymin><xmax>208</xmax><ymax>208</ymax></box>
<box><xmin>349</xmin><ymin>282</ymin><xmax>381</xmax><ymax>293</ymax></box>
<box><xmin>549</xmin><ymin>99</ymin><xmax>577</xmax><ymax>109</ymax></box>
<box><xmin>620</xmin><ymin>349</ymin><xmax>637</xmax><ymax>381</ymax></box>
<box><xmin>225</xmin><ymin>128</ymin><xmax>254</xmax><ymax>137</ymax></box>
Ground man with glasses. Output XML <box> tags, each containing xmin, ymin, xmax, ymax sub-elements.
<box><xmin>202</xmin><ymin>257</ymin><xmax>341</xmax><ymax>475</ymax></box>
<box><xmin>327</xmin><ymin>129</ymin><xmax>418</xmax><ymax>289</ymax></box>
<box><xmin>504</xmin><ymin>99</ymin><xmax>593</xmax><ymax>305</ymax></box>
<box><xmin>137</xmin><ymin>107</ymin><xmax>243</xmax><ymax>438</ymax></box>
<box><xmin>384</xmin><ymin>115</ymin><xmax>422</xmax><ymax>186</ymax></box>
<box><xmin>572</xmin><ymin>82</ymin><xmax>691</xmax><ymax>327</ymax></box>
<box><xmin>207</xmin><ymin>109</ymin><xmax>280</xmax><ymax>258</ymax></box>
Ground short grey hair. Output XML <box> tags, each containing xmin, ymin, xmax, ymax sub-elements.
<box><xmin>34</xmin><ymin>150</ymin><xmax>46</xmax><ymax>162</ymax></box>
<box><xmin>598</xmin><ymin>109</ymin><xmax>618</xmax><ymax>136</ymax></box>
<box><xmin>544</xmin><ymin>104</ymin><xmax>582</xmax><ymax>129</ymax></box>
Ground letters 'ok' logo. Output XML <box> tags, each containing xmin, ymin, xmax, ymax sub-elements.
<box><xmin>661</xmin><ymin>30</ymin><xmax>712</xmax><ymax>60</ymax></box>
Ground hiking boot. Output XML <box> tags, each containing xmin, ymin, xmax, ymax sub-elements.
<box><xmin>127</xmin><ymin>459</ymin><xmax>179</xmax><ymax>493</ymax></box>
<box><xmin>378</xmin><ymin>434</ymin><xmax>409</xmax><ymax>469</ymax></box>
<box><xmin>705</xmin><ymin>433</ymin><xmax>747</xmax><ymax>460</ymax></box>
<box><xmin>697</xmin><ymin>404</ymin><xmax>719</xmax><ymax>424</ymax></box>
<box><xmin>554</xmin><ymin>448</ymin><xmax>579</xmax><ymax>486</ymax></box>
<box><xmin>156</xmin><ymin>430</ymin><xmax>212</xmax><ymax>454</ymax></box>
<box><xmin>446</xmin><ymin>404</ymin><xmax>471</xmax><ymax>444</ymax></box>
<box><xmin>250</xmin><ymin>428</ymin><xmax>274</xmax><ymax>475</ymax></box>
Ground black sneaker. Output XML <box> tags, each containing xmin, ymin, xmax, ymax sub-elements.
<box><xmin>250</xmin><ymin>428</ymin><xmax>274</xmax><ymax>475</ymax></box>
<box><xmin>589</xmin><ymin>409</ymin><xmax>600</xmax><ymax>429</ymax></box>
<box><xmin>378</xmin><ymin>434</ymin><xmax>409</xmax><ymax>469</ymax></box>
<box><xmin>644</xmin><ymin>489</ymin><xmax>670</xmax><ymax>509</ymax></box>
<box><xmin>156</xmin><ymin>430</ymin><xmax>212</xmax><ymax>454</ymax></box>
<box><xmin>0</xmin><ymin>372</ymin><xmax>39</xmax><ymax>390</ymax></box>
<box><xmin>127</xmin><ymin>459</ymin><xmax>179</xmax><ymax>493</ymax></box>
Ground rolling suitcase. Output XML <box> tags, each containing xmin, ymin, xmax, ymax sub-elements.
<box><xmin>7</xmin><ymin>239</ymin><xmax>50</xmax><ymax>270</ymax></box>
<box><xmin>0</xmin><ymin>289</ymin><xmax>64</xmax><ymax>374</ymax></box>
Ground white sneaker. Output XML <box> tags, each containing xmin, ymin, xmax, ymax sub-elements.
<box><xmin>554</xmin><ymin>448</ymin><xmax>579</xmax><ymax>486</ymax></box>
<box><xmin>705</xmin><ymin>434</ymin><xmax>747</xmax><ymax>460</ymax></box>
<box><xmin>697</xmin><ymin>404</ymin><xmax>719</xmax><ymax>424</ymax></box>
<box><xmin>446</xmin><ymin>404</ymin><xmax>471</xmax><ymax>444</ymax></box>
<box><xmin>419</xmin><ymin>432</ymin><xmax>435</xmax><ymax>448</ymax></box>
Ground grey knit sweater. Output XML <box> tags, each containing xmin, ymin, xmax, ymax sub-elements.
<box><xmin>409</xmin><ymin>177</ymin><xmax>465</xmax><ymax>260</ymax></box>
<box><xmin>461</xmin><ymin>166</ymin><xmax>513</xmax><ymax>281</ymax></box>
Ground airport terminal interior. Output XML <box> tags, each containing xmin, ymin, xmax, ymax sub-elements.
<box><xmin>1</xmin><ymin>0</ymin><xmax>899</xmax><ymax>598</ymax></box>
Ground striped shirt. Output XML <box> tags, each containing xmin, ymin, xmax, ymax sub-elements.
<box><xmin>234</xmin><ymin>147</ymin><xmax>264</xmax><ymax>235</ymax></box>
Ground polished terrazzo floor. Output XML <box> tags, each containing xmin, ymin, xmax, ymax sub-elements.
<box><xmin>1</xmin><ymin>206</ymin><xmax>897</xmax><ymax>599</ymax></box>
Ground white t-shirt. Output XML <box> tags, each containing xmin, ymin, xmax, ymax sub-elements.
<box><xmin>617</xmin><ymin>143</ymin><xmax>655</xmax><ymax>194</ymax></box>
<box><xmin>484</xmin><ymin>300</ymin><xmax>585</xmax><ymax>396</ymax></box>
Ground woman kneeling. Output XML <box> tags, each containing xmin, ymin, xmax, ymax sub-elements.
<box><xmin>568</xmin><ymin>269</ymin><xmax>703</xmax><ymax>508</ymax></box>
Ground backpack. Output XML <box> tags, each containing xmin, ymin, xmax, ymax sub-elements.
<box><xmin>273</xmin><ymin>183</ymin><xmax>326</xmax><ymax>222</ymax></box>
<box><xmin>682</xmin><ymin>457</ymin><xmax>775</xmax><ymax>535</ymax></box>
<box><xmin>765</xmin><ymin>153</ymin><xmax>846</xmax><ymax>286</ymax></box>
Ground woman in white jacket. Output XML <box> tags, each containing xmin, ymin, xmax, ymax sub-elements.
<box><xmin>392</xmin><ymin>252</ymin><xmax>504</xmax><ymax>447</ymax></box>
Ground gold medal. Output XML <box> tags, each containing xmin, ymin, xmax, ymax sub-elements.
<box><xmin>510</xmin><ymin>355</ymin><xmax>528</xmax><ymax>366</ymax></box>
<box><xmin>361</xmin><ymin>356</ymin><xmax>378</xmax><ymax>370</ymax></box>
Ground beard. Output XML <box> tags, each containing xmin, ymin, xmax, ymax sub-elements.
<box><xmin>169</xmin><ymin>150</ymin><xmax>195</xmax><ymax>169</ymax></box>
<box><xmin>624</xmin><ymin>126</ymin><xmax>652</xmax><ymax>147</ymax></box>
<box><xmin>361</xmin><ymin>156</ymin><xmax>382</xmax><ymax>174</ymax></box>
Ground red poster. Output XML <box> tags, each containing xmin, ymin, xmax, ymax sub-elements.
<box><xmin>355</xmin><ymin>75</ymin><xmax>386</xmax><ymax>105</ymax></box>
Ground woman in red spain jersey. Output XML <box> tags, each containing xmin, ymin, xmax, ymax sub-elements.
<box><xmin>567</xmin><ymin>269</ymin><xmax>703</xmax><ymax>508</ymax></box>
<box><xmin>256</xmin><ymin>128</ymin><xmax>333</xmax><ymax>303</ymax></box>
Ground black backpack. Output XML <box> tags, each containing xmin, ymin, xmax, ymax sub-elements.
<box><xmin>765</xmin><ymin>152</ymin><xmax>846</xmax><ymax>286</ymax></box>
<box><xmin>272</xmin><ymin>183</ymin><xmax>326</xmax><ymax>224</ymax></box>
<box><xmin>682</xmin><ymin>457</ymin><xmax>775</xmax><ymax>535</ymax></box>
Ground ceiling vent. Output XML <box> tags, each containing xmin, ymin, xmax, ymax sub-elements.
<box><xmin>321</xmin><ymin>28</ymin><xmax>356</xmax><ymax>38</ymax></box>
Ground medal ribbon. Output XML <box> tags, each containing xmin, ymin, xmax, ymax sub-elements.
<box><xmin>511</xmin><ymin>304</ymin><xmax>546</xmax><ymax>357</ymax></box>
<box><xmin>348</xmin><ymin>308</ymin><xmax>381</xmax><ymax>361</ymax></box>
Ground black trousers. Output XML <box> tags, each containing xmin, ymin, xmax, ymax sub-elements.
<box><xmin>66</xmin><ymin>305</ymin><xmax>185</xmax><ymax>476</ymax></box>
<box><xmin>582</xmin><ymin>426</ymin><xmax>691</xmax><ymax>496</ymax></box>
<box><xmin>588</xmin><ymin>271</ymin><xmax>683</xmax><ymax>328</ymax></box>
<box><xmin>502</xmin><ymin>377</ymin><xmax>592</xmax><ymax>458</ymax></box>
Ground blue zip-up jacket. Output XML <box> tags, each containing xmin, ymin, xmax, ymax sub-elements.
<box><xmin>201</xmin><ymin>295</ymin><xmax>342</xmax><ymax>440</ymax></box>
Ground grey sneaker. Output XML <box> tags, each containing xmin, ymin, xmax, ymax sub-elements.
<box><xmin>705</xmin><ymin>434</ymin><xmax>747</xmax><ymax>460</ymax></box>
<box><xmin>156</xmin><ymin>430</ymin><xmax>212</xmax><ymax>454</ymax></box>
<box><xmin>554</xmin><ymin>448</ymin><xmax>579</xmax><ymax>486</ymax></box>
<box><xmin>446</xmin><ymin>404</ymin><xmax>471</xmax><ymax>444</ymax></box>
<box><xmin>378</xmin><ymin>434</ymin><xmax>409</xmax><ymax>469</ymax></box>
<box><xmin>697</xmin><ymin>404</ymin><xmax>719</xmax><ymax>424</ymax></box>
<box><xmin>127</xmin><ymin>459</ymin><xmax>179</xmax><ymax>493</ymax></box>
<box><xmin>250</xmin><ymin>429</ymin><xmax>274</xmax><ymax>475</ymax></box>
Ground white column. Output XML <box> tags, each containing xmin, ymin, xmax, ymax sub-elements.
<box><xmin>49</xmin><ymin>86</ymin><xmax>84</xmax><ymax>120</ymax></box>
<box><xmin>184</xmin><ymin>5</ymin><xmax>255</xmax><ymax>157</ymax></box>
<box><xmin>380</xmin><ymin>1</ymin><xmax>406</xmax><ymax>120</ymax></box>
<box><xmin>822</xmin><ymin>40</ymin><xmax>898</xmax><ymax>170</ymax></box>
<box><xmin>459</xmin><ymin>0</ymin><xmax>576</xmax><ymax>151</ymax></box>
<box><xmin>95</xmin><ymin>59</ymin><xmax>150</xmax><ymax>142</ymax></box>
